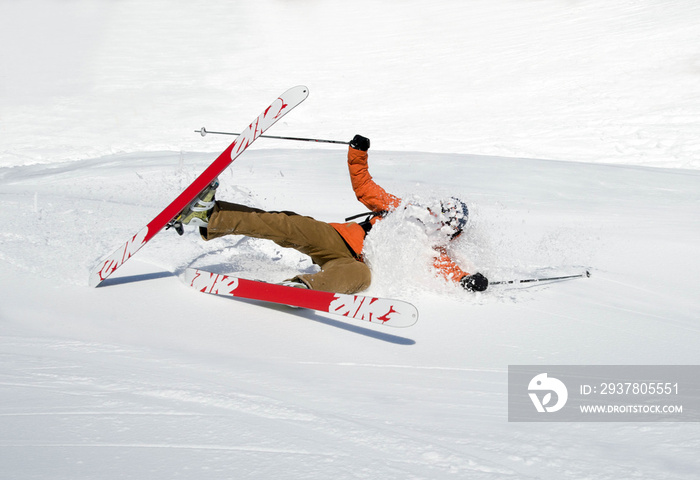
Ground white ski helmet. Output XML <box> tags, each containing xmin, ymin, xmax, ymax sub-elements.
<box><xmin>440</xmin><ymin>197</ymin><xmax>469</xmax><ymax>239</ymax></box>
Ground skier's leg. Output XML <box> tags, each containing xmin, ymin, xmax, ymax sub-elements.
<box><xmin>294</xmin><ymin>257</ymin><xmax>371</xmax><ymax>294</ymax></box>
<box><xmin>205</xmin><ymin>201</ymin><xmax>357</xmax><ymax>267</ymax></box>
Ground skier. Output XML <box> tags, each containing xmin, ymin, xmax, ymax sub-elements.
<box><xmin>172</xmin><ymin>135</ymin><xmax>488</xmax><ymax>294</ymax></box>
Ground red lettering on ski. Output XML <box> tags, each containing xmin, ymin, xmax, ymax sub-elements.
<box><xmin>96</xmin><ymin>259</ymin><xmax>116</xmax><ymax>282</ymax></box>
<box><xmin>95</xmin><ymin>227</ymin><xmax>148</xmax><ymax>282</ymax></box>
<box><xmin>188</xmin><ymin>269</ymin><xmax>202</xmax><ymax>288</ymax></box>
<box><xmin>183</xmin><ymin>268</ymin><xmax>417</xmax><ymax>327</ymax></box>
<box><xmin>209</xmin><ymin>273</ymin><xmax>238</xmax><ymax>295</ymax></box>
<box><xmin>329</xmin><ymin>295</ymin><xmax>400</xmax><ymax>323</ymax></box>
<box><xmin>189</xmin><ymin>270</ymin><xmax>239</xmax><ymax>295</ymax></box>
<box><xmin>375</xmin><ymin>304</ymin><xmax>399</xmax><ymax>324</ymax></box>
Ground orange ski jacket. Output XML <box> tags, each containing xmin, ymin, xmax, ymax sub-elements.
<box><xmin>330</xmin><ymin>147</ymin><xmax>471</xmax><ymax>283</ymax></box>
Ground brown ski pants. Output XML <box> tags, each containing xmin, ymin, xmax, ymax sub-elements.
<box><xmin>203</xmin><ymin>201</ymin><xmax>371</xmax><ymax>294</ymax></box>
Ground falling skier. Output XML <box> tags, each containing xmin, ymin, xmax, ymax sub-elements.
<box><xmin>171</xmin><ymin>135</ymin><xmax>488</xmax><ymax>294</ymax></box>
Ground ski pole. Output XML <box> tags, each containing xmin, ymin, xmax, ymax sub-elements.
<box><xmin>491</xmin><ymin>270</ymin><xmax>591</xmax><ymax>285</ymax></box>
<box><xmin>195</xmin><ymin>127</ymin><xmax>349</xmax><ymax>145</ymax></box>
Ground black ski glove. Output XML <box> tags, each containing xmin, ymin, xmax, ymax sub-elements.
<box><xmin>350</xmin><ymin>134</ymin><xmax>370</xmax><ymax>151</ymax></box>
<box><xmin>460</xmin><ymin>273</ymin><xmax>488</xmax><ymax>292</ymax></box>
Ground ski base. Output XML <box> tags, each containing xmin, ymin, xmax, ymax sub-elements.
<box><xmin>183</xmin><ymin>268</ymin><xmax>418</xmax><ymax>328</ymax></box>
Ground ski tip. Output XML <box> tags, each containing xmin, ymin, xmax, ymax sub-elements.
<box><xmin>406</xmin><ymin>308</ymin><xmax>419</xmax><ymax>327</ymax></box>
<box><xmin>88</xmin><ymin>271</ymin><xmax>103</xmax><ymax>288</ymax></box>
<box><xmin>183</xmin><ymin>267</ymin><xmax>201</xmax><ymax>284</ymax></box>
<box><xmin>88</xmin><ymin>262</ymin><xmax>110</xmax><ymax>288</ymax></box>
<box><xmin>409</xmin><ymin>304</ymin><xmax>420</xmax><ymax>322</ymax></box>
<box><xmin>387</xmin><ymin>302</ymin><xmax>419</xmax><ymax>327</ymax></box>
<box><xmin>288</xmin><ymin>85</ymin><xmax>310</xmax><ymax>100</ymax></box>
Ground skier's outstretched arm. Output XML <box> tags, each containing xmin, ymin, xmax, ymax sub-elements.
<box><xmin>347</xmin><ymin>134</ymin><xmax>401</xmax><ymax>213</ymax></box>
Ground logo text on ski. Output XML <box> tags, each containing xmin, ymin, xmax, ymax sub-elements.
<box><xmin>231</xmin><ymin>98</ymin><xmax>290</xmax><ymax>157</ymax></box>
<box><xmin>182</xmin><ymin>268</ymin><xmax>418</xmax><ymax>327</ymax></box>
<box><xmin>329</xmin><ymin>295</ymin><xmax>399</xmax><ymax>324</ymax></box>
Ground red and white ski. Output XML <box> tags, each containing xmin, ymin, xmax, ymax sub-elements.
<box><xmin>184</xmin><ymin>268</ymin><xmax>419</xmax><ymax>328</ymax></box>
<box><xmin>89</xmin><ymin>86</ymin><xmax>309</xmax><ymax>287</ymax></box>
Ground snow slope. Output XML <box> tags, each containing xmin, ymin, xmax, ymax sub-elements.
<box><xmin>1</xmin><ymin>1</ymin><xmax>700</xmax><ymax>479</ymax></box>
<box><xmin>2</xmin><ymin>149</ymin><xmax>699</xmax><ymax>479</ymax></box>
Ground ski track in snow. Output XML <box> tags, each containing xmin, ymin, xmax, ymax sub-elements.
<box><xmin>1</xmin><ymin>149</ymin><xmax>699</xmax><ymax>479</ymax></box>
<box><xmin>3</xmin><ymin>335</ymin><xmax>698</xmax><ymax>479</ymax></box>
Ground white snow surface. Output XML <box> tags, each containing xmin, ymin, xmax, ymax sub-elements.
<box><xmin>1</xmin><ymin>1</ymin><xmax>700</xmax><ymax>479</ymax></box>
